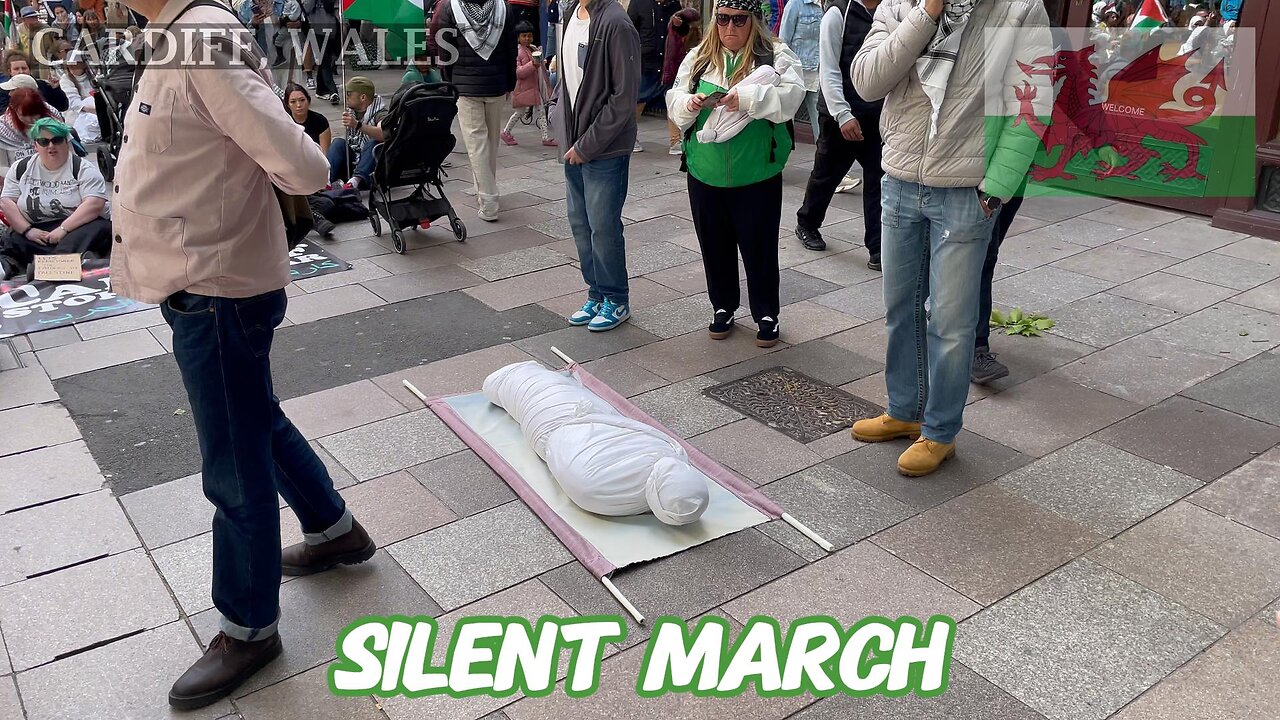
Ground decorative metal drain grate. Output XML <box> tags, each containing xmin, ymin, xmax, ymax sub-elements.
<box><xmin>704</xmin><ymin>367</ymin><xmax>883</xmax><ymax>444</ymax></box>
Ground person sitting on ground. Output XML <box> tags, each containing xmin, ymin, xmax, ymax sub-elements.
<box><xmin>401</xmin><ymin>58</ymin><xmax>441</xmax><ymax>86</ymax></box>
<box><xmin>284</xmin><ymin>82</ymin><xmax>339</xmax><ymax>236</ymax></box>
<box><xmin>326</xmin><ymin>75</ymin><xmax>385</xmax><ymax>191</ymax></box>
<box><xmin>0</xmin><ymin>84</ymin><xmax>64</xmax><ymax>164</ymax></box>
<box><xmin>0</xmin><ymin>118</ymin><xmax>110</xmax><ymax>280</ymax></box>
<box><xmin>501</xmin><ymin>21</ymin><xmax>555</xmax><ymax>147</ymax></box>
<box><xmin>0</xmin><ymin>53</ymin><xmax>69</xmax><ymax>114</ymax></box>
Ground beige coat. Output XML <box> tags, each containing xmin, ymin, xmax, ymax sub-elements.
<box><xmin>109</xmin><ymin>2</ymin><xmax>328</xmax><ymax>305</ymax></box>
<box><xmin>852</xmin><ymin>0</ymin><xmax>1052</xmax><ymax>198</ymax></box>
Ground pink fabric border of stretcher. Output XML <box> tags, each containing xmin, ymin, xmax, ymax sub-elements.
<box><xmin>423</xmin><ymin>363</ymin><xmax>785</xmax><ymax>580</ymax></box>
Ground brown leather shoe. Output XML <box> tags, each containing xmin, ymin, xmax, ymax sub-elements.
<box><xmin>281</xmin><ymin>519</ymin><xmax>376</xmax><ymax>576</ymax></box>
<box><xmin>168</xmin><ymin>632</ymin><xmax>282</xmax><ymax>710</ymax></box>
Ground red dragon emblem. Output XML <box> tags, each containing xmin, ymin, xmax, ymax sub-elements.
<box><xmin>1014</xmin><ymin>45</ymin><xmax>1227</xmax><ymax>183</ymax></box>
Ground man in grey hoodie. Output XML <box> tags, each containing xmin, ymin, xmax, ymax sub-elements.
<box><xmin>549</xmin><ymin>0</ymin><xmax>641</xmax><ymax>332</ymax></box>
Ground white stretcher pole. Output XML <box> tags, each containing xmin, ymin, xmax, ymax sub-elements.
<box><xmin>402</xmin><ymin>379</ymin><xmax>429</xmax><ymax>404</ymax></box>
<box><xmin>782</xmin><ymin>513</ymin><xmax>834</xmax><ymax>552</ymax></box>
<box><xmin>550</xmin><ymin>345</ymin><xmax>574</xmax><ymax>366</ymax></box>
<box><xmin>601</xmin><ymin>576</ymin><xmax>644</xmax><ymax>624</ymax></box>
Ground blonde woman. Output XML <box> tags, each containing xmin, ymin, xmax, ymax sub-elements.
<box><xmin>666</xmin><ymin>0</ymin><xmax>804</xmax><ymax>348</ymax></box>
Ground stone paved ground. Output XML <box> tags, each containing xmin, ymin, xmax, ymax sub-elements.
<box><xmin>2</xmin><ymin>73</ymin><xmax>1280</xmax><ymax>719</ymax></box>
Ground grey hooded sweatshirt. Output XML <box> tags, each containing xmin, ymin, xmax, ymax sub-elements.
<box><xmin>549</xmin><ymin>0</ymin><xmax>641</xmax><ymax>162</ymax></box>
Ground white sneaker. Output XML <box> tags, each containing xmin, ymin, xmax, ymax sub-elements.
<box><xmin>305</xmin><ymin>77</ymin><xmax>316</xmax><ymax>89</ymax></box>
<box><xmin>478</xmin><ymin>207</ymin><xmax>499</xmax><ymax>222</ymax></box>
<box><xmin>836</xmin><ymin>176</ymin><xmax>863</xmax><ymax>193</ymax></box>
<box><xmin>633</xmin><ymin>139</ymin><xmax>644</xmax><ymax>153</ymax></box>
<box><xmin>668</xmin><ymin>141</ymin><xmax>682</xmax><ymax>156</ymax></box>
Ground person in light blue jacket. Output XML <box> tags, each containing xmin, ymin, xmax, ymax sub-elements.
<box><xmin>778</xmin><ymin>0</ymin><xmax>823</xmax><ymax>140</ymax></box>
<box><xmin>236</xmin><ymin>0</ymin><xmax>286</xmax><ymax>60</ymax></box>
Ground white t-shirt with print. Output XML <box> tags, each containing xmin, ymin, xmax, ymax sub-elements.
<box><xmin>1</xmin><ymin>154</ymin><xmax>112</xmax><ymax>224</ymax></box>
<box><xmin>563</xmin><ymin>11</ymin><xmax>590</xmax><ymax>104</ymax></box>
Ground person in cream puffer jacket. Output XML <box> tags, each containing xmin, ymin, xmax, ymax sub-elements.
<box><xmin>847</xmin><ymin>0</ymin><xmax>1051</xmax><ymax>479</ymax></box>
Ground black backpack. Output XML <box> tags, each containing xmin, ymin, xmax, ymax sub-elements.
<box><xmin>14</xmin><ymin>154</ymin><xmax>82</xmax><ymax>182</ymax></box>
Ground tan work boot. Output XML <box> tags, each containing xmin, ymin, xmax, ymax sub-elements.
<box><xmin>851</xmin><ymin>414</ymin><xmax>922</xmax><ymax>443</ymax></box>
<box><xmin>897</xmin><ymin>437</ymin><xmax>956</xmax><ymax>477</ymax></box>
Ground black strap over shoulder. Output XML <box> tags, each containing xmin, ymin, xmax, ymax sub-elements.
<box><xmin>15</xmin><ymin>154</ymin><xmax>81</xmax><ymax>182</ymax></box>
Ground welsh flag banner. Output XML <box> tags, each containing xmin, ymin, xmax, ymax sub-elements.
<box><xmin>342</xmin><ymin>0</ymin><xmax>427</xmax><ymax>59</ymax></box>
<box><xmin>1130</xmin><ymin>0</ymin><xmax>1170</xmax><ymax>30</ymax></box>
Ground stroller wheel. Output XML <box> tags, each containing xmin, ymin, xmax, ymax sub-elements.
<box><xmin>370</xmin><ymin>209</ymin><xmax>382</xmax><ymax>236</ymax></box>
<box><xmin>391</xmin><ymin>228</ymin><xmax>406</xmax><ymax>254</ymax></box>
<box><xmin>451</xmin><ymin>216</ymin><xmax>467</xmax><ymax>243</ymax></box>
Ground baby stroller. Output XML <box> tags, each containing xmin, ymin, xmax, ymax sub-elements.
<box><xmin>368</xmin><ymin>81</ymin><xmax>467</xmax><ymax>254</ymax></box>
<box><xmin>86</xmin><ymin>41</ymin><xmax>137</xmax><ymax>183</ymax></box>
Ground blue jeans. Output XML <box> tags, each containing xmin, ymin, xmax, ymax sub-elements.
<box><xmin>163</xmin><ymin>289</ymin><xmax>350</xmax><ymax>641</ymax></box>
<box><xmin>327</xmin><ymin>138</ymin><xmax>379</xmax><ymax>184</ymax></box>
<box><xmin>803</xmin><ymin>90</ymin><xmax>820</xmax><ymax>142</ymax></box>
<box><xmin>565</xmin><ymin>154</ymin><xmax>630</xmax><ymax>305</ymax></box>
<box><xmin>880</xmin><ymin>177</ymin><xmax>995</xmax><ymax>444</ymax></box>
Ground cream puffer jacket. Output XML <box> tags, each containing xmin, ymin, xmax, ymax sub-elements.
<box><xmin>852</xmin><ymin>0</ymin><xmax>1053</xmax><ymax>199</ymax></box>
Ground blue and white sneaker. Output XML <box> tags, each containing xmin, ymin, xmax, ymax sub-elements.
<box><xmin>568</xmin><ymin>299</ymin><xmax>601</xmax><ymax>326</ymax></box>
<box><xmin>588</xmin><ymin>299</ymin><xmax>630</xmax><ymax>332</ymax></box>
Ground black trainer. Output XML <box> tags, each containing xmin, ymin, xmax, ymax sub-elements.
<box><xmin>867</xmin><ymin>252</ymin><xmax>882</xmax><ymax>271</ymax></box>
<box><xmin>756</xmin><ymin>316</ymin><xmax>779</xmax><ymax>348</ymax></box>
<box><xmin>795</xmin><ymin>226</ymin><xmax>826</xmax><ymax>251</ymax></box>
<box><xmin>709</xmin><ymin>309</ymin><xmax>735</xmax><ymax>339</ymax></box>
<box><xmin>971</xmin><ymin>347</ymin><xmax>1010</xmax><ymax>385</ymax></box>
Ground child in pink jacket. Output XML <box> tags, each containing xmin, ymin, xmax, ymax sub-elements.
<box><xmin>501</xmin><ymin>21</ymin><xmax>556</xmax><ymax>147</ymax></box>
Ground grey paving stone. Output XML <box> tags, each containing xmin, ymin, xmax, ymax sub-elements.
<box><xmin>1099</xmin><ymin>395</ymin><xmax>1280</xmax><ymax>482</ymax></box>
<box><xmin>0</xmin><ymin>490</ymin><xmax>139</xmax><ymax>585</ymax></box>
<box><xmin>1165</xmin><ymin>252</ymin><xmax>1280</xmax><ymax>291</ymax></box>
<box><xmin>319</xmin><ymin>409</ymin><xmax>465</xmax><ymax>481</ymax></box>
<box><xmin>1144</xmin><ymin>302</ymin><xmax>1280</xmax><ymax>362</ymax></box>
<box><xmin>388</xmin><ymin>501</ymin><xmax>573</xmax><ymax>611</ymax></box>
<box><xmin>120</xmin><ymin>473</ymin><xmax>212</xmax><ymax>549</ymax></box>
<box><xmin>991</xmin><ymin>266</ymin><xmax>1115</xmax><ymax>313</ymax></box>
<box><xmin>956</xmin><ymin>558</ymin><xmax>1224</xmax><ymax>720</ymax></box>
<box><xmin>1047</xmin><ymin>294</ymin><xmax>1179</xmax><ymax>348</ymax></box>
<box><xmin>464</xmin><ymin>265</ymin><xmax>587</xmax><ymax>311</ymax></box>
<box><xmin>626</xmin><ymin>240</ymin><xmax>703</xmax><ymax>278</ymax></box>
<box><xmin>1018</xmin><ymin>194</ymin><xmax>1116</xmax><ymax>224</ymax></box>
<box><xmin>631</xmin><ymin>376</ymin><xmax>744</xmax><ymax>438</ymax></box>
<box><xmin>1215</xmin><ymin>236</ymin><xmax>1280</xmax><ymax>264</ymax></box>
<box><xmin>237</xmin><ymin>664</ymin><xmax>383</xmax><ymax>720</ymax></box>
<box><xmin>1049</xmin><ymin>241</ymin><xmax>1178</xmax><ymax>283</ymax></box>
<box><xmin>26</xmin><ymin>325</ymin><xmax>82</xmax><ymax>351</ymax></box>
<box><xmin>709</xmin><ymin>339</ymin><xmax>881</xmax><ymax>388</ymax></box>
<box><xmin>1017</xmin><ymin>216</ymin><xmax>1133</xmax><ymax>248</ymax></box>
<box><xmin>813</xmin><ymin>277</ymin><xmax>885</xmax><ymax>320</ymax></box>
<box><xmin>191</xmin><ymin>549</ymin><xmax>442</xmax><ymax>698</ymax></box>
<box><xmin>1182</xmin><ymin>351</ymin><xmax>1280</xmax><ymax>426</ymax></box>
<box><xmin>624</xmin><ymin>214</ymin><xmax>702</xmax><ymax>253</ymax></box>
<box><xmin>691</xmin><ymin>418</ymin><xmax>824</xmax><ymax>485</ymax></box>
<box><xmin>450</xmin><ymin>210</ymin><xmax>556</xmax><ymax>243</ymax></box>
<box><xmin>962</xmin><ymin>374</ymin><xmax>1140</xmax><ymax>457</ymax></box>
<box><xmin>1054</xmin><ymin>335</ymin><xmax>1235</xmax><ymax>405</ymax></box>
<box><xmin>0</xmin><ymin>402</ymin><xmax>80</xmax><ymax>457</ymax></box>
<box><xmin>829</xmin><ymin>430</ymin><xmax>1030</xmax><ymax>511</ymax></box>
<box><xmin>322</xmin><ymin>237</ymin><xmax>394</xmax><ymax>261</ymax></box>
<box><xmin>790</xmin><ymin>662</ymin><xmax>1048</xmax><ymax>720</ymax></box>
<box><xmin>380</xmin><ymin>580</ymin><xmax>577</xmax><ymax>720</ymax></box>
<box><xmin>284</xmin><ymin>284</ymin><xmax>386</xmax><ymax>325</ymax></box>
<box><xmin>997</xmin><ymin>439</ymin><xmax>1201</xmax><ymax>537</ymax></box>
<box><xmin>280</xmin><ymin>379</ymin><xmax>408</xmax><ymax>441</ymax></box>
<box><xmin>743</xmin><ymin>268</ymin><xmax>842</xmax><ymax>308</ymax></box>
<box><xmin>968</xmin><ymin>330</ymin><xmax>1098</xmax><ymax>394</ymax></box>
<box><xmin>459</xmin><ymin>245</ymin><xmax>572</xmax><ymax>282</ymax></box>
<box><xmin>409</xmin><ymin>450</ymin><xmax>516</xmax><ymax>518</ymax></box>
<box><xmin>0</xmin><ymin>440</ymin><xmax>102</xmax><ymax>513</ymax></box>
<box><xmin>292</xmin><ymin>258</ymin><xmax>391</xmax><ymax>294</ymax></box>
<box><xmin>526</xmin><ymin>216</ymin><xmax>573</xmax><ymax>240</ymax></box>
<box><xmin>629</xmin><ymin>294</ymin><xmax>725</xmax><ymax>339</ymax></box>
<box><xmin>1234</xmin><ymin>277</ymin><xmax>1280</xmax><ymax>315</ymax></box>
<box><xmin>997</xmin><ymin>233</ymin><xmax>1091</xmax><ymax>270</ymax></box>
<box><xmin>644</xmin><ymin>259</ymin><xmax>714</xmax><ymax>296</ymax></box>
<box><xmin>756</xmin><ymin>463</ymin><xmax>912</xmax><ymax>553</ymax></box>
<box><xmin>792</xmin><ymin>248</ymin><xmax>883</xmax><ymax>288</ymax></box>
<box><xmin>875</xmin><ymin>485</ymin><xmax>1106</xmax><ymax>606</ymax></box>
<box><xmin>775</xmin><ymin>301</ymin><xmax>863</xmax><ymax>343</ymax></box>
<box><xmin>148</xmin><ymin>323</ymin><xmax>173</xmax><ymax>352</ymax></box>
<box><xmin>362</xmin><ymin>265</ymin><xmax>485</xmax><ymax>304</ymax></box>
<box><xmin>337</xmin><ymin>470</ymin><xmax>457</xmax><ymax>545</ymax></box>
<box><xmin>578</xmin><ymin>354</ymin><xmax>667</xmax><ymax>397</ymax></box>
<box><xmin>1114</xmin><ymin>216</ymin><xmax>1246</xmax><ymax>257</ymax></box>
<box><xmin>0</xmin><ymin>549</ymin><xmax>177</xmax><ymax>672</ymax></box>
<box><xmin>512</xmin><ymin>323</ymin><xmax>659</xmax><ymax>368</ymax></box>
<box><xmin>1191</xmin><ymin>447</ymin><xmax>1280</xmax><ymax>539</ymax></box>
<box><xmin>36</xmin><ymin>328</ymin><xmax>165</xmax><ymax>380</ymax></box>
<box><xmin>540</xmin><ymin>530</ymin><xmax>804</xmax><ymax>650</ymax></box>
<box><xmin>1110</xmin><ymin>271</ymin><xmax>1238</xmax><ymax>314</ymax></box>
<box><xmin>150</xmin><ymin>531</ymin><xmax>216</xmax><ymax>616</ymax></box>
<box><xmin>0</xmin><ymin>623</ymin><xmax>9</xmax><ymax>675</ymax></box>
<box><xmin>311</xmin><ymin>440</ymin><xmax>357</xmax><ymax>490</ymax></box>
<box><xmin>621</xmin><ymin>326</ymin><xmax>783</xmax><ymax>382</ymax></box>
<box><xmin>1079</xmin><ymin>203</ymin><xmax>1185</xmax><ymax>231</ymax></box>
<box><xmin>724</xmin><ymin>541</ymin><xmax>980</xmax><ymax>627</ymax></box>
<box><xmin>1089</xmin><ymin>502</ymin><xmax>1280</xmax><ymax>627</ymax></box>
<box><xmin>825</xmin><ymin>319</ymin><xmax>888</xmax><ymax>365</ymax></box>
<box><xmin>0</xmin><ymin>676</ymin><xmax>18</xmax><ymax>720</ymax></box>
<box><xmin>17</xmin><ymin>620</ymin><xmax>231</xmax><ymax>720</ymax></box>
<box><xmin>1111</xmin><ymin>617</ymin><xmax>1280</xmax><ymax>720</ymax></box>
<box><xmin>372</xmin><ymin>343</ymin><xmax>537</xmax><ymax>409</ymax></box>
<box><xmin>0</xmin><ymin>365</ymin><xmax>57</xmax><ymax>411</ymax></box>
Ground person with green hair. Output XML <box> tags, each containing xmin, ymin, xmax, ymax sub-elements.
<box><xmin>0</xmin><ymin>117</ymin><xmax>111</xmax><ymax>280</ymax></box>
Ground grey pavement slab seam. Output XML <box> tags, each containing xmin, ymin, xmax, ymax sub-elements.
<box><xmin>0</xmin><ymin>490</ymin><xmax>140</xmax><ymax>586</ymax></box>
<box><xmin>0</xmin><ymin>440</ymin><xmax>103</xmax><ymax>514</ymax></box>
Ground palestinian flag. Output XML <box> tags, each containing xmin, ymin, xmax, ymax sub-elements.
<box><xmin>1130</xmin><ymin>0</ymin><xmax>1170</xmax><ymax>30</ymax></box>
<box><xmin>342</xmin><ymin>0</ymin><xmax>427</xmax><ymax>59</ymax></box>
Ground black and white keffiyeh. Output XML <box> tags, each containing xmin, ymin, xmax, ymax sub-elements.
<box><xmin>452</xmin><ymin>0</ymin><xmax>507</xmax><ymax>60</ymax></box>
<box><xmin>914</xmin><ymin>0</ymin><xmax>977</xmax><ymax>134</ymax></box>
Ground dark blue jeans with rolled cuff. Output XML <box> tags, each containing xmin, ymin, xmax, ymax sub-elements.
<box><xmin>162</xmin><ymin>289</ymin><xmax>351</xmax><ymax>642</ymax></box>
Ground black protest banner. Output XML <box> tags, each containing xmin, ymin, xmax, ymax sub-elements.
<box><xmin>290</xmin><ymin>241</ymin><xmax>351</xmax><ymax>281</ymax></box>
<box><xmin>0</xmin><ymin>269</ymin><xmax>149</xmax><ymax>338</ymax></box>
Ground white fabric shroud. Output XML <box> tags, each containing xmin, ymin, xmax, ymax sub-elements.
<box><xmin>483</xmin><ymin>361</ymin><xmax>710</xmax><ymax>525</ymax></box>
<box><xmin>694</xmin><ymin>65</ymin><xmax>782</xmax><ymax>144</ymax></box>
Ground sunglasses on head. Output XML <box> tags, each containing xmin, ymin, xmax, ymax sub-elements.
<box><xmin>35</xmin><ymin>136</ymin><xmax>67</xmax><ymax>147</ymax></box>
<box><xmin>715</xmin><ymin>12</ymin><xmax>751</xmax><ymax>27</ymax></box>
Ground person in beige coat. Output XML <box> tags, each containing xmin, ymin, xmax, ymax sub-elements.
<box><xmin>847</xmin><ymin>0</ymin><xmax>1051</xmax><ymax>477</ymax></box>
<box><xmin>113</xmin><ymin>0</ymin><xmax>376</xmax><ymax>709</ymax></box>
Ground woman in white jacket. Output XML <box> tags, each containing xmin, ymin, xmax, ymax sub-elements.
<box><xmin>666</xmin><ymin>0</ymin><xmax>805</xmax><ymax>349</ymax></box>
